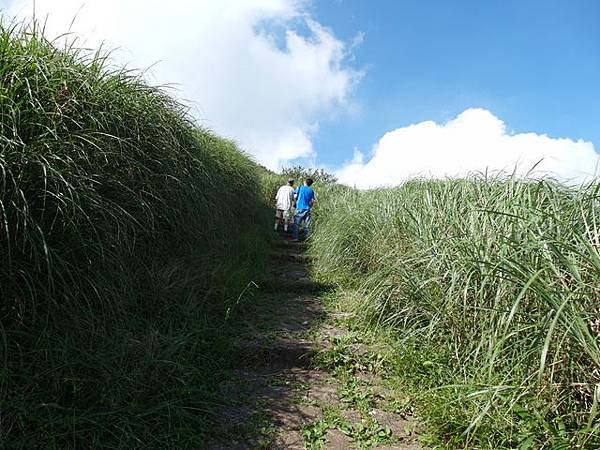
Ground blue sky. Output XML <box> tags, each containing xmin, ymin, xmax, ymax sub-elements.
<box><xmin>310</xmin><ymin>0</ymin><xmax>600</xmax><ymax>169</ymax></box>
<box><xmin>4</xmin><ymin>0</ymin><xmax>600</xmax><ymax>185</ymax></box>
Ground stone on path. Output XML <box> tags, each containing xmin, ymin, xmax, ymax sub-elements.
<box><xmin>324</xmin><ymin>429</ymin><xmax>353</xmax><ymax>449</ymax></box>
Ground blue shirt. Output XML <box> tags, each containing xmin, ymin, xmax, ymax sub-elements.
<box><xmin>295</xmin><ymin>185</ymin><xmax>315</xmax><ymax>210</ymax></box>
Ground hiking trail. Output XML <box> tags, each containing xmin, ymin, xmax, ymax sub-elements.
<box><xmin>207</xmin><ymin>236</ymin><xmax>423</xmax><ymax>449</ymax></box>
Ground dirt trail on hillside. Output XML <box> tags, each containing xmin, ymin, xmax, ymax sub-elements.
<box><xmin>206</xmin><ymin>236</ymin><xmax>422</xmax><ymax>450</ymax></box>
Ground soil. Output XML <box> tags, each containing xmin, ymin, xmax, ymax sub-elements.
<box><xmin>206</xmin><ymin>236</ymin><xmax>422</xmax><ymax>449</ymax></box>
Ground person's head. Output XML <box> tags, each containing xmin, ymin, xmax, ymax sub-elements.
<box><xmin>287</xmin><ymin>179</ymin><xmax>294</xmax><ymax>186</ymax></box>
<box><xmin>305</xmin><ymin>178</ymin><xmax>314</xmax><ymax>187</ymax></box>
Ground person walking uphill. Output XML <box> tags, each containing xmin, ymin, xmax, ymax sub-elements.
<box><xmin>274</xmin><ymin>179</ymin><xmax>295</xmax><ymax>232</ymax></box>
<box><xmin>291</xmin><ymin>178</ymin><xmax>316</xmax><ymax>241</ymax></box>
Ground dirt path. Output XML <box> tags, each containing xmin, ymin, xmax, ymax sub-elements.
<box><xmin>207</xmin><ymin>236</ymin><xmax>422</xmax><ymax>449</ymax></box>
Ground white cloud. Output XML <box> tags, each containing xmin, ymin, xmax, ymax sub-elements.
<box><xmin>337</xmin><ymin>108</ymin><xmax>600</xmax><ymax>188</ymax></box>
<box><xmin>3</xmin><ymin>0</ymin><xmax>360</xmax><ymax>169</ymax></box>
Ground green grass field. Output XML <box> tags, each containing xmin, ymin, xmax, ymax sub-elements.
<box><xmin>0</xmin><ymin>23</ymin><xmax>273</xmax><ymax>449</ymax></box>
<box><xmin>309</xmin><ymin>177</ymin><xmax>600</xmax><ymax>449</ymax></box>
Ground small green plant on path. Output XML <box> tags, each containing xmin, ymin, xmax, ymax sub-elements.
<box><xmin>315</xmin><ymin>333</ymin><xmax>384</xmax><ymax>375</ymax></box>
<box><xmin>301</xmin><ymin>406</ymin><xmax>393</xmax><ymax>450</ymax></box>
<box><xmin>337</xmin><ymin>377</ymin><xmax>376</xmax><ymax>412</ymax></box>
<box><xmin>340</xmin><ymin>419</ymin><xmax>393</xmax><ymax>449</ymax></box>
<box><xmin>302</xmin><ymin>407</ymin><xmax>345</xmax><ymax>449</ymax></box>
<box><xmin>248</xmin><ymin>400</ymin><xmax>278</xmax><ymax>449</ymax></box>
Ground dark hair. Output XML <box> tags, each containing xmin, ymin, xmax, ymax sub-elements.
<box><xmin>306</xmin><ymin>178</ymin><xmax>314</xmax><ymax>186</ymax></box>
<box><xmin>287</xmin><ymin>179</ymin><xmax>294</xmax><ymax>185</ymax></box>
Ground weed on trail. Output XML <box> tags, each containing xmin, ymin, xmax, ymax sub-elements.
<box><xmin>343</xmin><ymin>420</ymin><xmax>393</xmax><ymax>448</ymax></box>
<box><xmin>302</xmin><ymin>406</ymin><xmax>393</xmax><ymax>450</ymax></box>
<box><xmin>305</xmin><ymin>312</ymin><xmax>422</xmax><ymax>448</ymax></box>
<box><xmin>315</xmin><ymin>333</ymin><xmax>388</xmax><ymax>377</ymax></box>
<box><xmin>338</xmin><ymin>378</ymin><xmax>377</xmax><ymax>411</ymax></box>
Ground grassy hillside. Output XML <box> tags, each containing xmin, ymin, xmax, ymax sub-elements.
<box><xmin>0</xmin><ymin>23</ymin><xmax>271</xmax><ymax>448</ymax></box>
<box><xmin>310</xmin><ymin>177</ymin><xmax>600</xmax><ymax>448</ymax></box>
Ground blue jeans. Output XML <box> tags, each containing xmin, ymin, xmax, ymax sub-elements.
<box><xmin>293</xmin><ymin>208</ymin><xmax>311</xmax><ymax>240</ymax></box>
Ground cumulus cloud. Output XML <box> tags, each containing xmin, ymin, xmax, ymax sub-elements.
<box><xmin>3</xmin><ymin>0</ymin><xmax>360</xmax><ymax>169</ymax></box>
<box><xmin>337</xmin><ymin>108</ymin><xmax>599</xmax><ymax>188</ymax></box>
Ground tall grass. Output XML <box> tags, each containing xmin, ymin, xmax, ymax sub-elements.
<box><xmin>0</xmin><ymin>22</ymin><xmax>270</xmax><ymax>448</ymax></box>
<box><xmin>310</xmin><ymin>176</ymin><xmax>600</xmax><ymax>448</ymax></box>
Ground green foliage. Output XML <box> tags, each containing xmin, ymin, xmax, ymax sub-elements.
<box><xmin>337</xmin><ymin>378</ymin><xmax>376</xmax><ymax>411</ymax></box>
<box><xmin>260</xmin><ymin>165</ymin><xmax>336</xmax><ymax>210</ymax></box>
<box><xmin>281</xmin><ymin>165</ymin><xmax>338</xmax><ymax>185</ymax></box>
<box><xmin>301</xmin><ymin>407</ymin><xmax>392</xmax><ymax>450</ymax></box>
<box><xmin>303</xmin><ymin>417</ymin><xmax>335</xmax><ymax>449</ymax></box>
<box><xmin>310</xmin><ymin>176</ymin><xmax>600</xmax><ymax>448</ymax></box>
<box><xmin>315</xmin><ymin>333</ymin><xmax>388</xmax><ymax>376</ymax></box>
<box><xmin>341</xmin><ymin>420</ymin><xmax>393</xmax><ymax>448</ymax></box>
<box><xmin>259</xmin><ymin>167</ymin><xmax>286</xmax><ymax>207</ymax></box>
<box><xmin>0</xmin><ymin>22</ymin><xmax>270</xmax><ymax>448</ymax></box>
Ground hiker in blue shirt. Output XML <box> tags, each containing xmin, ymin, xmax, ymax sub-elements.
<box><xmin>291</xmin><ymin>178</ymin><xmax>316</xmax><ymax>241</ymax></box>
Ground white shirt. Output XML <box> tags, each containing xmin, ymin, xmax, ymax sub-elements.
<box><xmin>275</xmin><ymin>185</ymin><xmax>295</xmax><ymax>210</ymax></box>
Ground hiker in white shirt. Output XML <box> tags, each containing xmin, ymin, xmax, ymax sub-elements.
<box><xmin>274</xmin><ymin>179</ymin><xmax>295</xmax><ymax>232</ymax></box>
